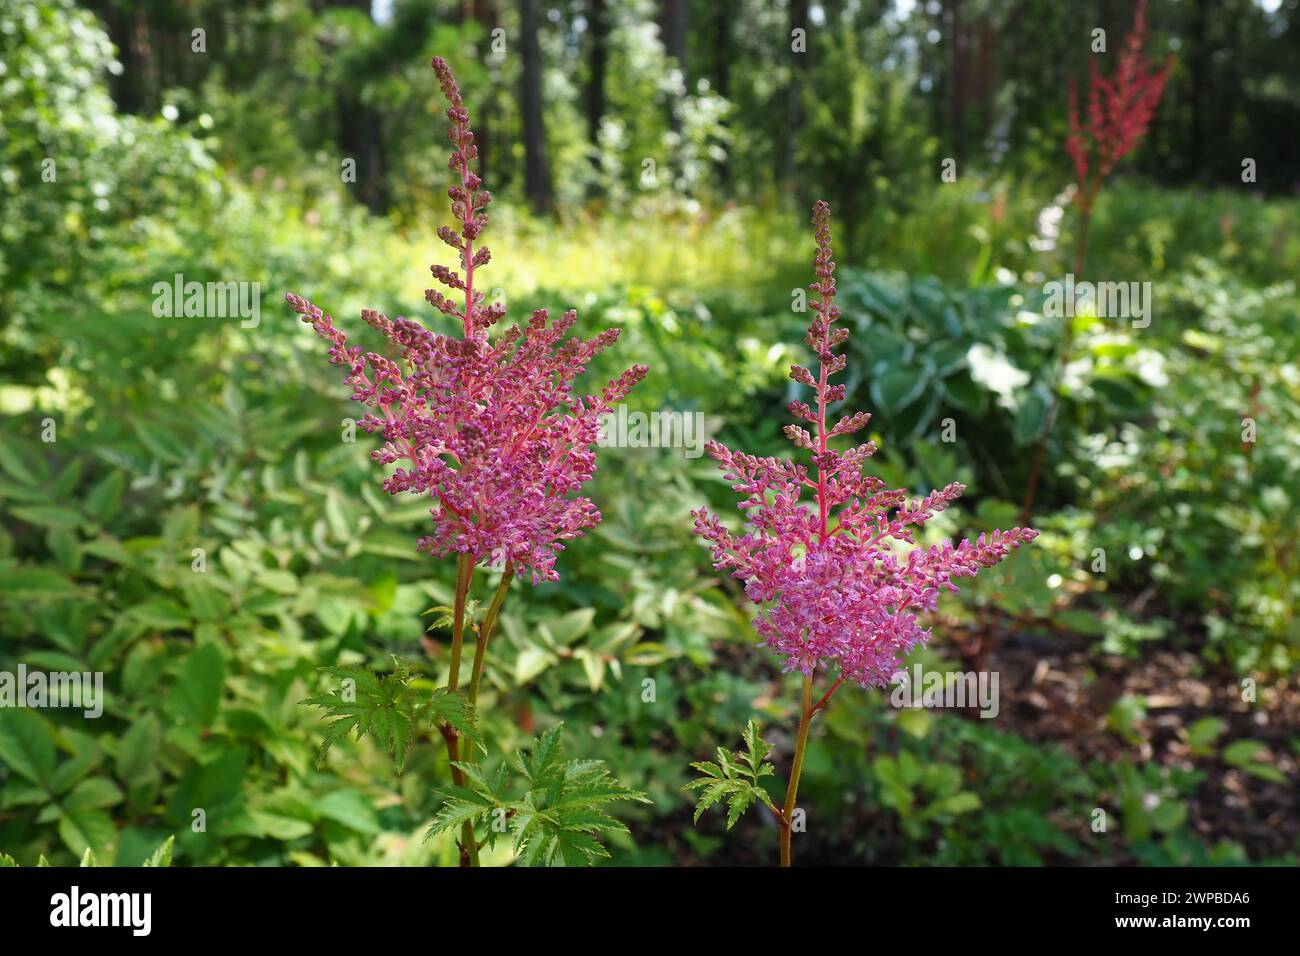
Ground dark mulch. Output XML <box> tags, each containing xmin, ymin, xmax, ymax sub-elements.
<box><xmin>985</xmin><ymin>627</ymin><xmax>1299</xmax><ymax>861</ymax></box>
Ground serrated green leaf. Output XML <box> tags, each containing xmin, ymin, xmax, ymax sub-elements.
<box><xmin>684</xmin><ymin>720</ymin><xmax>778</xmax><ymax>830</ymax></box>
<box><xmin>430</xmin><ymin>724</ymin><xmax>645</xmax><ymax>866</ymax></box>
<box><xmin>142</xmin><ymin>836</ymin><xmax>174</xmax><ymax>867</ymax></box>
<box><xmin>302</xmin><ymin>659</ymin><xmax>428</xmax><ymax>771</ymax></box>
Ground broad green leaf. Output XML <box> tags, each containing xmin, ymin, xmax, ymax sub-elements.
<box><xmin>59</xmin><ymin>807</ymin><xmax>115</xmax><ymax>859</ymax></box>
<box><xmin>0</xmin><ymin>709</ymin><xmax>56</xmax><ymax>788</ymax></box>
<box><xmin>116</xmin><ymin>713</ymin><xmax>162</xmax><ymax>783</ymax></box>
<box><xmin>171</xmin><ymin>644</ymin><xmax>226</xmax><ymax>726</ymax></box>
<box><xmin>64</xmin><ymin>776</ymin><xmax>124</xmax><ymax>811</ymax></box>
<box><xmin>0</xmin><ymin>434</ymin><xmax>44</xmax><ymax>485</ymax></box>
<box><xmin>0</xmin><ymin>566</ymin><xmax>79</xmax><ymax>600</ymax></box>
<box><xmin>1186</xmin><ymin>717</ymin><xmax>1225</xmax><ymax>754</ymax></box>
<box><xmin>870</xmin><ymin>365</ymin><xmax>930</xmax><ymax>413</ymax></box>
<box><xmin>1222</xmin><ymin>739</ymin><xmax>1268</xmax><ymax>767</ymax></box>
<box><xmin>9</xmin><ymin>505</ymin><xmax>83</xmax><ymax>529</ymax></box>
<box><xmin>316</xmin><ymin>790</ymin><xmax>380</xmax><ymax>835</ymax></box>
<box><xmin>129</xmin><ymin>599</ymin><xmax>192</xmax><ymax>631</ymax></box>
<box><xmin>85</xmin><ymin>470</ymin><xmax>125</xmax><ymax>522</ymax></box>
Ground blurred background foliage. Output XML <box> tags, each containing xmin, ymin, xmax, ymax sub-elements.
<box><xmin>0</xmin><ymin>0</ymin><xmax>1297</xmax><ymax>866</ymax></box>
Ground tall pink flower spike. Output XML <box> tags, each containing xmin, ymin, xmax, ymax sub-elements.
<box><xmin>288</xmin><ymin>57</ymin><xmax>647</xmax><ymax>585</ymax></box>
<box><xmin>693</xmin><ymin>201</ymin><xmax>1038</xmax><ymax>688</ymax></box>
<box><xmin>1065</xmin><ymin>0</ymin><xmax>1172</xmax><ymax>214</ymax></box>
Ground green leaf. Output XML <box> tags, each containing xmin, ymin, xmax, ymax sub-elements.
<box><xmin>59</xmin><ymin>805</ymin><xmax>115</xmax><ymax>859</ymax></box>
<box><xmin>181</xmin><ymin>579</ymin><xmax>231</xmax><ymax>622</ymax></box>
<box><xmin>0</xmin><ymin>434</ymin><xmax>44</xmax><ymax>485</ymax></box>
<box><xmin>316</xmin><ymin>790</ymin><xmax>381</xmax><ymax>835</ymax></box>
<box><xmin>426</xmin><ymin>782</ymin><xmax>497</xmax><ymax>841</ymax></box>
<box><xmin>259</xmin><ymin>569</ymin><xmax>299</xmax><ymax>595</ymax></box>
<box><xmin>870</xmin><ymin>365</ymin><xmax>931</xmax><ymax>413</ymax></box>
<box><xmin>927</xmin><ymin>791</ymin><xmax>981</xmax><ymax>817</ymax></box>
<box><xmin>425</xmin><ymin>687</ymin><xmax>484</xmax><ymax>754</ymax></box>
<box><xmin>143</xmin><ymin>836</ymin><xmax>175</xmax><ymax>867</ymax></box>
<box><xmin>574</xmin><ymin>648</ymin><xmax>606</xmax><ymax>691</ymax></box>
<box><xmin>85</xmin><ymin>470</ymin><xmax>125</xmax><ymax>522</ymax></box>
<box><xmin>940</xmin><ymin>371</ymin><xmax>988</xmax><ymax>414</ymax></box>
<box><xmin>47</xmin><ymin>729</ymin><xmax>100</xmax><ymax>795</ymax></box>
<box><xmin>1240</xmin><ymin>763</ymin><xmax>1288</xmax><ymax>785</ymax></box>
<box><xmin>1186</xmin><ymin>717</ymin><xmax>1225</xmax><ymax>755</ymax></box>
<box><xmin>0</xmin><ymin>566</ymin><xmax>80</xmax><ymax>600</ymax></box>
<box><xmin>250</xmin><ymin>810</ymin><xmax>314</xmax><ymax>840</ymax></box>
<box><xmin>1013</xmin><ymin>384</ymin><xmax>1053</xmax><ymax>446</ymax></box>
<box><xmin>1221</xmin><ymin>739</ymin><xmax>1286</xmax><ymax>782</ymax></box>
<box><xmin>1148</xmin><ymin>799</ymin><xmax>1188</xmax><ymax>833</ymax></box>
<box><xmin>0</xmin><ymin>709</ymin><xmax>56</xmax><ymax>788</ymax></box>
<box><xmin>171</xmin><ymin>644</ymin><xmax>226</xmax><ymax>726</ymax></box>
<box><xmin>302</xmin><ymin>659</ymin><xmax>468</xmax><ymax>771</ymax></box>
<box><xmin>544</xmin><ymin>608</ymin><xmax>596</xmax><ymax>645</ymax></box>
<box><xmin>683</xmin><ymin>720</ymin><xmax>778</xmax><ymax>829</ymax></box>
<box><xmin>10</xmin><ymin>505</ymin><xmax>83</xmax><ymax>530</ymax></box>
<box><xmin>514</xmin><ymin>645</ymin><xmax>556</xmax><ymax>684</ymax></box>
<box><xmin>117</xmin><ymin>713</ymin><xmax>162</xmax><ymax>782</ymax></box>
<box><xmin>428</xmin><ymin>724</ymin><xmax>646</xmax><ymax>866</ymax></box>
<box><xmin>1222</xmin><ymin>739</ymin><xmax>1268</xmax><ymax>767</ymax></box>
<box><xmin>65</xmin><ymin>777</ymin><xmax>124</xmax><ymax>811</ymax></box>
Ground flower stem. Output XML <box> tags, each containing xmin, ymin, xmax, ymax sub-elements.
<box><xmin>811</xmin><ymin>674</ymin><xmax>845</xmax><ymax>715</ymax></box>
<box><xmin>447</xmin><ymin>553</ymin><xmax>474</xmax><ymax>693</ymax></box>
<box><xmin>440</xmin><ymin>553</ymin><xmax>477</xmax><ymax>866</ymax></box>
<box><xmin>779</xmin><ymin>673</ymin><xmax>815</xmax><ymax>867</ymax></box>
<box><xmin>1020</xmin><ymin>205</ymin><xmax>1091</xmax><ymax>526</ymax></box>
<box><xmin>468</xmin><ymin>564</ymin><xmax>514</xmax><ymax>710</ymax></box>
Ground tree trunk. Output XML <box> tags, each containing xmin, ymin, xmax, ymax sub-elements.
<box><xmin>469</xmin><ymin>0</ymin><xmax>498</xmax><ymax>187</ymax></box>
<box><xmin>706</xmin><ymin>1</ymin><xmax>732</xmax><ymax>187</ymax></box>
<box><xmin>520</xmin><ymin>0</ymin><xmax>553</xmax><ymax>214</ymax></box>
<box><xmin>586</xmin><ymin>0</ymin><xmax>610</xmax><ymax>166</ymax></box>
<box><xmin>1189</xmin><ymin>0</ymin><xmax>1207</xmax><ymax>182</ymax></box>
<box><xmin>661</xmin><ymin>0</ymin><xmax>688</xmax><ymax>135</ymax></box>
<box><xmin>946</xmin><ymin>0</ymin><xmax>967</xmax><ymax>163</ymax></box>
<box><xmin>784</xmin><ymin>0</ymin><xmax>810</xmax><ymax>204</ymax></box>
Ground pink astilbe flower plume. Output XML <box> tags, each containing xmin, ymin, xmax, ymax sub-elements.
<box><xmin>287</xmin><ymin>57</ymin><xmax>647</xmax><ymax>584</ymax></box>
<box><xmin>1064</xmin><ymin>0</ymin><xmax>1172</xmax><ymax>214</ymax></box>
<box><xmin>692</xmin><ymin>201</ymin><xmax>1037</xmax><ymax>689</ymax></box>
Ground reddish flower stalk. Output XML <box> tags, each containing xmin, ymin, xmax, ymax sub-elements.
<box><xmin>287</xmin><ymin>57</ymin><xmax>646</xmax><ymax>866</ymax></box>
<box><xmin>1021</xmin><ymin>0</ymin><xmax>1172</xmax><ymax>524</ymax></box>
<box><xmin>1064</xmin><ymin>0</ymin><xmax>1172</xmax><ymax>218</ymax></box>
<box><xmin>693</xmin><ymin>202</ymin><xmax>1037</xmax><ymax>866</ymax></box>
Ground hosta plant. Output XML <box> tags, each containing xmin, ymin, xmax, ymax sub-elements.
<box><xmin>288</xmin><ymin>57</ymin><xmax>648</xmax><ymax>866</ymax></box>
<box><xmin>688</xmin><ymin>201</ymin><xmax>1037</xmax><ymax>865</ymax></box>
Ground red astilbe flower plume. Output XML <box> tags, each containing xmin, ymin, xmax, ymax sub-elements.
<box><xmin>288</xmin><ymin>57</ymin><xmax>646</xmax><ymax>584</ymax></box>
<box><xmin>1065</xmin><ymin>0</ymin><xmax>1172</xmax><ymax>213</ymax></box>
<box><xmin>692</xmin><ymin>202</ymin><xmax>1037</xmax><ymax>688</ymax></box>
